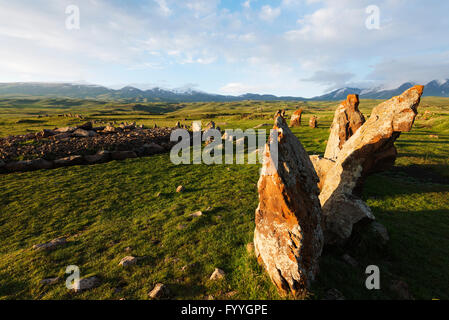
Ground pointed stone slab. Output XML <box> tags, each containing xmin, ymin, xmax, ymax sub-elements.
<box><xmin>324</xmin><ymin>94</ymin><xmax>366</xmax><ymax>160</ymax></box>
<box><xmin>319</xmin><ymin>86</ymin><xmax>424</xmax><ymax>244</ymax></box>
<box><xmin>254</xmin><ymin>114</ymin><xmax>324</xmax><ymax>296</ymax></box>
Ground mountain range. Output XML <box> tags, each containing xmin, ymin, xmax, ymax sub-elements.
<box><xmin>0</xmin><ymin>80</ymin><xmax>448</xmax><ymax>102</ymax></box>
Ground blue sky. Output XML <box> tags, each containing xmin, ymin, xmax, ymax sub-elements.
<box><xmin>0</xmin><ymin>0</ymin><xmax>448</xmax><ymax>97</ymax></box>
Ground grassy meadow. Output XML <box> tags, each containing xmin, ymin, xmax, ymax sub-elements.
<box><xmin>0</xmin><ymin>96</ymin><xmax>448</xmax><ymax>300</ymax></box>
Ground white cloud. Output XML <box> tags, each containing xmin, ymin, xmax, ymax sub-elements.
<box><xmin>259</xmin><ymin>5</ymin><xmax>281</xmax><ymax>22</ymax></box>
<box><xmin>154</xmin><ymin>0</ymin><xmax>172</xmax><ymax>16</ymax></box>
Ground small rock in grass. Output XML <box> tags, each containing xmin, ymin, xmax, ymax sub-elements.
<box><xmin>177</xmin><ymin>224</ymin><xmax>187</xmax><ymax>230</ymax></box>
<box><xmin>176</xmin><ymin>185</ymin><xmax>185</xmax><ymax>193</ymax></box>
<box><xmin>119</xmin><ymin>256</ymin><xmax>137</xmax><ymax>267</ymax></box>
<box><xmin>148</xmin><ymin>283</ymin><xmax>170</xmax><ymax>299</ymax></box>
<box><xmin>210</xmin><ymin>268</ymin><xmax>225</xmax><ymax>281</ymax></box>
<box><xmin>190</xmin><ymin>211</ymin><xmax>203</xmax><ymax>217</ymax></box>
<box><xmin>73</xmin><ymin>276</ymin><xmax>100</xmax><ymax>292</ymax></box>
<box><xmin>40</xmin><ymin>277</ymin><xmax>60</xmax><ymax>285</ymax></box>
<box><xmin>32</xmin><ymin>237</ymin><xmax>67</xmax><ymax>251</ymax></box>
<box><xmin>124</xmin><ymin>247</ymin><xmax>132</xmax><ymax>252</ymax></box>
<box><xmin>342</xmin><ymin>254</ymin><xmax>358</xmax><ymax>267</ymax></box>
<box><xmin>226</xmin><ymin>291</ymin><xmax>238</xmax><ymax>298</ymax></box>
<box><xmin>324</xmin><ymin>288</ymin><xmax>345</xmax><ymax>300</ymax></box>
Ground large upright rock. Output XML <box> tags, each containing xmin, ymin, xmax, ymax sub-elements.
<box><xmin>289</xmin><ymin>108</ymin><xmax>303</xmax><ymax>127</ymax></box>
<box><xmin>324</xmin><ymin>94</ymin><xmax>365</xmax><ymax>160</ymax></box>
<box><xmin>319</xmin><ymin>86</ymin><xmax>424</xmax><ymax>244</ymax></box>
<box><xmin>254</xmin><ymin>114</ymin><xmax>324</xmax><ymax>296</ymax></box>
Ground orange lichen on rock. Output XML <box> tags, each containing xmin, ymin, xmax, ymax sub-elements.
<box><xmin>317</xmin><ymin>85</ymin><xmax>424</xmax><ymax>244</ymax></box>
<box><xmin>254</xmin><ymin>114</ymin><xmax>323</xmax><ymax>296</ymax></box>
<box><xmin>289</xmin><ymin>108</ymin><xmax>304</xmax><ymax>127</ymax></box>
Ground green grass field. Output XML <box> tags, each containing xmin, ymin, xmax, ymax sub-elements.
<box><xmin>0</xmin><ymin>97</ymin><xmax>448</xmax><ymax>300</ymax></box>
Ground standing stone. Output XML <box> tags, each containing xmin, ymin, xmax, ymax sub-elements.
<box><xmin>318</xmin><ymin>86</ymin><xmax>424</xmax><ymax>244</ymax></box>
<box><xmin>289</xmin><ymin>108</ymin><xmax>304</xmax><ymax>127</ymax></box>
<box><xmin>309</xmin><ymin>116</ymin><xmax>318</xmax><ymax>128</ymax></box>
<box><xmin>254</xmin><ymin>114</ymin><xmax>324</xmax><ymax>297</ymax></box>
<box><xmin>324</xmin><ymin>94</ymin><xmax>366</xmax><ymax>160</ymax></box>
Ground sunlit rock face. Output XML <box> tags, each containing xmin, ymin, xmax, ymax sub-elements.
<box><xmin>254</xmin><ymin>114</ymin><xmax>324</xmax><ymax>297</ymax></box>
<box><xmin>318</xmin><ymin>86</ymin><xmax>424</xmax><ymax>244</ymax></box>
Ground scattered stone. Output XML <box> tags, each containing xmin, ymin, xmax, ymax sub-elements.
<box><xmin>148</xmin><ymin>283</ymin><xmax>170</xmax><ymax>299</ymax></box>
<box><xmin>370</xmin><ymin>221</ymin><xmax>390</xmax><ymax>245</ymax></box>
<box><xmin>317</xmin><ymin>86</ymin><xmax>424</xmax><ymax>245</ymax></box>
<box><xmin>104</xmin><ymin>125</ymin><xmax>117</xmax><ymax>133</ymax></box>
<box><xmin>119</xmin><ymin>256</ymin><xmax>138</xmax><ymax>267</ymax></box>
<box><xmin>190</xmin><ymin>211</ymin><xmax>203</xmax><ymax>217</ymax></box>
<box><xmin>73</xmin><ymin>129</ymin><xmax>96</xmax><ymax>137</ymax></box>
<box><xmin>32</xmin><ymin>237</ymin><xmax>67</xmax><ymax>251</ymax></box>
<box><xmin>124</xmin><ymin>247</ymin><xmax>132</xmax><ymax>252</ymax></box>
<box><xmin>40</xmin><ymin>277</ymin><xmax>60</xmax><ymax>285</ymax></box>
<box><xmin>176</xmin><ymin>185</ymin><xmax>185</xmax><ymax>193</ymax></box>
<box><xmin>324</xmin><ymin>94</ymin><xmax>366</xmax><ymax>160</ymax></box>
<box><xmin>289</xmin><ymin>108</ymin><xmax>304</xmax><ymax>127</ymax></box>
<box><xmin>429</xmin><ymin>134</ymin><xmax>439</xmax><ymax>139</ymax></box>
<box><xmin>177</xmin><ymin>224</ymin><xmax>187</xmax><ymax>230</ymax></box>
<box><xmin>254</xmin><ymin>114</ymin><xmax>323</xmax><ymax>297</ymax></box>
<box><xmin>210</xmin><ymin>268</ymin><xmax>226</xmax><ymax>280</ymax></box>
<box><xmin>309</xmin><ymin>115</ymin><xmax>318</xmax><ymax>128</ymax></box>
<box><xmin>73</xmin><ymin>276</ymin><xmax>100</xmax><ymax>292</ymax></box>
<box><xmin>324</xmin><ymin>288</ymin><xmax>345</xmax><ymax>300</ymax></box>
<box><xmin>84</xmin><ymin>150</ymin><xmax>111</xmax><ymax>164</ymax></box>
<box><xmin>342</xmin><ymin>254</ymin><xmax>358</xmax><ymax>267</ymax></box>
<box><xmin>390</xmin><ymin>280</ymin><xmax>414</xmax><ymax>300</ymax></box>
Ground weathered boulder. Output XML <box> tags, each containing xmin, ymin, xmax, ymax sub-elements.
<box><xmin>254</xmin><ymin>114</ymin><xmax>324</xmax><ymax>297</ymax></box>
<box><xmin>5</xmin><ymin>159</ymin><xmax>53</xmax><ymax>172</ymax></box>
<box><xmin>32</xmin><ymin>237</ymin><xmax>67</xmax><ymax>251</ymax></box>
<box><xmin>119</xmin><ymin>256</ymin><xmax>138</xmax><ymax>267</ymax></box>
<box><xmin>73</xmin><ymin>129</ymin><xmax>97</xmax><ymax>137</ymax></box>
<box><xmin>54</xmin><ymin>155</ymin><xmax>84</xmax><ymax>168</ymax></box>
<box><xmin>84</xmin><ymin>150</ymin><xmax>111</xmax><ymax>164</ymax></box>
<box><xmin>73</xmin><ymin>276</ymin><xmax>100</xmax><ymax>292</ymax></box>
<box><xmin>324</xmin><ymin>94</ymin><xmax>365</xmax><ymax>160</ymax></box>
<box><xmin>309</xmin><ymin>116</ymin><xmax>318</xmax><ymax>128</ymax></box>
<box><xmin>111</xmin><ymin>151</ymin><xmax>137</xmax><ymax>161</ymax></box>
<box><xmin>54</xmin><ymin>126</ymin><xmax>76</xmax><ymax>133</ymax></box>
<box><xmin>140</xmin><ymin>143</ymin><xmax>165</xmax><ymax>155</ymax></box>
<box><xmin>289</xmin><ymin>108</ymin><xmax>304</xmax><ymax>127</ymax></box>
<box><xmin>319</xmin><ymin>86</ymin><xmax>424</xmax><ymax>244</ymax></box>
